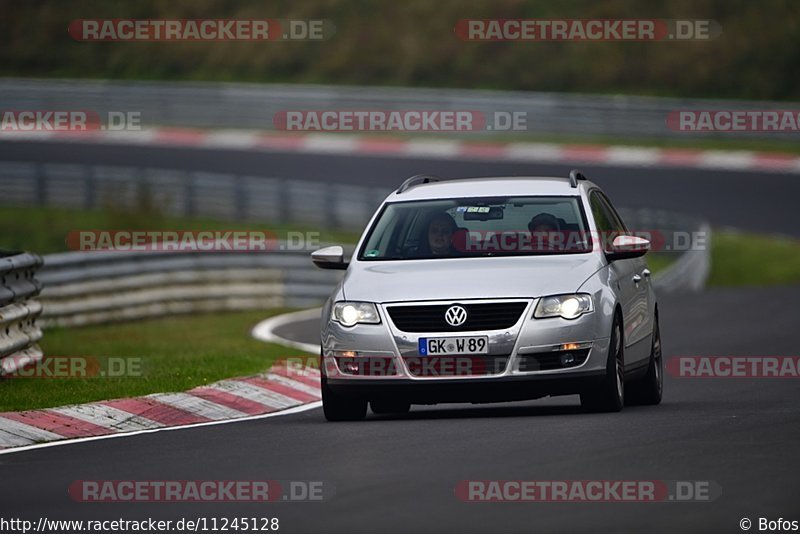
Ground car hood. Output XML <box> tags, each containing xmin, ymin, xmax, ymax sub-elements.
<box><xmin>342</xmin><ymin>255</ymin><xmax>604</xmax><ymax>303</ymax></box>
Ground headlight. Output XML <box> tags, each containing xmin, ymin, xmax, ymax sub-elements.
<box><xmin>534</xmin><ymin>294</ymin><xmax>593</xmax><ymax>320</ymax></box>
<box><xmin>332</xmin><ymin>301</ymin><xmax>380</xmax><ymax>327</ymax></box>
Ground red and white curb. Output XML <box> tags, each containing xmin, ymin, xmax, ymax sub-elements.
<box><xmin>0</xmin><ymin>359</ymin><xmax>321</xmax><ymax>453</ymax></box>
<box><xmin>2</xmin><ymin>128</ymin><xmax>799</xmax><ymax>174</ymax></box>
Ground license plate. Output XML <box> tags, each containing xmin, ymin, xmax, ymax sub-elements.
<box><xmin>418</xmin><ymin>336</ymin><xmax>489</xmax><ymax>356</ymax></box>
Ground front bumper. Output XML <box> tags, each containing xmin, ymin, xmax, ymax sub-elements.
<box><xmin>325</xmin><ymin>370</ymin><xmax>607</xmax><ymax>403</ymax></box>
<box><xmin>321</xmin><ymin>297</ymin><xmax>612</xmax><ymax>402</ymax></box>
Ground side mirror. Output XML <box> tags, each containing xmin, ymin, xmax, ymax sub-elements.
<box><xmin>311</xmin><ymin>245</ymin><xmax>349</xmax><ymax>270</ymax></box>
<box><xmin>606</xmin><ymin>235</ymin><xmax>650</xmax><ymax>261</ymax></box>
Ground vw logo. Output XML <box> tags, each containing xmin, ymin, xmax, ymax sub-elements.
<box><xmin>444</xmin><ymin>305</ymin><xmax>468</xmax><ymax>327</ymax></box>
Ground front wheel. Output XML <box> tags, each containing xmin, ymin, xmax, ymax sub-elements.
<box><xmin>321</xmin><ymin>375</ymin><xmax>367</xmax><ymax>421</ymax></box>
<box><xmin>625</xmin><ymin>316</ymin><xmax>663</xmax><ymax>406</ymax></box>
<box><xmin>581</xmin><ymin>316</ymin><xmax>624</xmax><ymax>413</ymax></box>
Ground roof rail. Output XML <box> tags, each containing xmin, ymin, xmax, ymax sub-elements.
<box><xmin>568</xmin><ymin>169</ymin><xmax>587</xmax><ymax>188</ymax></box>
<box><xmin>396</xmin><ymin>174</ymin><xmax>440</xmax><ymax>194</ymax></box>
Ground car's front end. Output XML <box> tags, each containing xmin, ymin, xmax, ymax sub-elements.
<box><xmin>311</xmin><ymin>175</ymin><xmax>652</xmax><ymax>420</ymax></box>
<box><xmin>320</xmin><ymin>255</ymin><xmax>616</xmax><ymax>405</ymax></box>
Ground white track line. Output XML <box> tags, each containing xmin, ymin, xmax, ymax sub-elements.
<box><xmin>404</xmin><ymin>139</ymin><xmax>461</xmax><ymax>158</ymax></box>
<box><xmin>251</xmin><ymin>308</ymin><xmax>321</xmax><ymax>354</ymax></box>
<box><xmin>302</xmin><ymin>134</ymin><xmax>360</xmax><ymax>153</ymax></box>
<box><xmin>505</xmin><ymin>142</ymin><xmax>564</xmax><ymax>162</ymax></box>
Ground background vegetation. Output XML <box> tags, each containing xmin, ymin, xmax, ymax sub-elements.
<box><xmin>1</xmin><ymin>0</ymin><xmax>798</xmax><ymax>100</ymax></box>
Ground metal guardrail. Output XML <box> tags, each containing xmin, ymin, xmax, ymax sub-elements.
<box><xmin>652</xmin><ymin>223</ymin><xmax>712</xmax><ymax>292</ymax></box>
<box><xmin>0</xmin><ymin>161</ymin><xmax>388</xmax><ymax>232</ymax></box>
<box><xmin>617</xmin><ymin>208</ymin><xmax>711</xmax><ymax>293</ymax></box>
<box><xmin>38</xmin><ymin>247</ymin><xmax>346</xmax><ymax>327</ymax></box>
<box><xmin>0</xmin><ymin>251</ymin><xmax>44</xmax><ymax>375</ymax></box>
<box><xmin>1</xmin><ymin>78</ymin><xmax>796</xmax><ymax>141</ymax></box>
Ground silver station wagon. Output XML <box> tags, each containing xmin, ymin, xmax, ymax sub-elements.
<box><xmin>312</xmin><ymin>171</ymin><xmax>662</xmax><ymax>421</ymax></box>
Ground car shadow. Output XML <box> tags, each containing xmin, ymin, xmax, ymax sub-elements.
<box><xmin>370</xmin><ymin>402</ymin><xmax>586</xmax><ymax>421</ymax></box>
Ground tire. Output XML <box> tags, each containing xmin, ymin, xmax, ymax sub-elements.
<box><xmin>321</xmin><ymin>374</ymin><xmax>367</xmax><ymax>421</ymax></box>
<box><xmin>370</xmin><ymin>400</ymin><xmax>411</xmax><ymax>415</ymax></box>
<box><xmin>581</xmin><ymin>315</ymin><xmax>624</xmax><ymax>413</ymax></box>
<box><xmin>625</xmin><ymin>316</ymin><xmax>663</xmax><ymax>406</ymax></box>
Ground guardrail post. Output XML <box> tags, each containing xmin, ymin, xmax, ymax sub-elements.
<box><xmin>235</xmin><ymin>175</ymin><xmax>247</xmax><ymax>221</ymax></box>
<box><xmin>278</xmin><ymin>177</ymin><xmax>291</xmax><ymax>223</ymax></box>
<box><xmin>84</xmin><ymin>165</ymin><xmax>95</xmax><ymax>210</ymax></box>
<box><xmin>0</xmin><ymin>252</ymin><xmax>44</xmax><ymax>377</ymax></box>
<box><xmin>35</xmin><ymin>164</ymin><xmax>47</xmax><ymax>206</ymax></box>
<box><xmin>325</xmin><ymin>182</ymin><xmax>339</xmax><ymax>229</ymax></box>
<box><xmin>184</xmin><ymin>171</ymin><xmax>195</xmax><ymax>217</ymax></box>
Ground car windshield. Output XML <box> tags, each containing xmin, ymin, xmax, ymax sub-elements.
<box><xmin>358</xmin><ymin>196</ymin><xmax>592</xmax><ymax>260</ymax></box>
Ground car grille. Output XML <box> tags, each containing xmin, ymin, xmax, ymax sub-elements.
<box><xmin>387</xmin><ymin>302</ymin><xmax>528</xmax><ymax>333</ymax></box>
<box><xmin>402</xmin><ymin>355</ymin><xmax>510</xmax><ymax>377</ymax></box>
<box><xmin>517</xmin><ymin>349</ymin><xmax>590</xmax><ymax>372</ymax></box>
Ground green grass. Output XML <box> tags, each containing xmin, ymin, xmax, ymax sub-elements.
<box><xmin>0</xmin><ymin>205</ymin><xmax>360</xmax><ymax>254</ymax></box>
<box><xmin>644</xmin><ymin>252</ymin><xmax>676</xmax><ymax>274</ymax></box>
<box><xmin>0</xmin><ymin>310</ymin><xmax>315</xmax><ymax>412</ymax></box>
<box><xmin>708</xmin><ymin>231</ymin><xmax>800</xmax><ymax>287</ymax></box>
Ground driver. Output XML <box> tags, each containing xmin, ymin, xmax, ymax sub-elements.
<box><xmin>528</xmin><ymin>213</ymin><xmax>562</xmax><ymax>251</ymax></box>
<box><xmin>426</xmin><ymin>212</ymin><xmax>458</xmax><ymax>256</ymax></box>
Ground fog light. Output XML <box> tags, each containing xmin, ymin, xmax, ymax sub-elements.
<box><xmin>560</xmin><ymin>352</ymin><xmax>576</xmax><ymax>366</ymax></box>
<box><xmin>341</xmin><ymin>361</ymin><xmax>359</xmax><ymax>374</ymax></box>
<box><xmin>334</xmin><ymin>350</ymin><xmax>358</xmax><ymax>357</ymax></box>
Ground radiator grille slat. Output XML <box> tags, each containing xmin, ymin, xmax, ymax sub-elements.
<box><xmin>387</xmin><ymin>302</ymin><xmax>527</xmax><ymax>333</ymax></box>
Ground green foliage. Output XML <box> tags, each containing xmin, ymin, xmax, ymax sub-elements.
<box><xmin>1</xmin><ymin>0</ymin><xmax>798</xmax><ymax>99</ymax></box>
<box><xmin>708</xmin><ymin>231</ymin><xmax>800</xmax><ymax>286</ymax></box>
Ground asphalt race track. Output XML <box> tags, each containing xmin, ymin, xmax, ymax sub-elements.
<box><xmin>2</xmin><ymin>287</ymin><xmax>799</xmax><ymax>533</ymax></box>
<box><xmin>1</xmin><ymin>139</ymin><xmax>798</xmax><ymax>236</ymax></box>
<box><xmin>1</xmin><ymin>140</ymin><xmax>798</xmax><ymax>533</ymax></box>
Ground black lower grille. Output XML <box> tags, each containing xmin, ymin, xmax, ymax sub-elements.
<box><xmin>387</xmin><ymin>302</ymin><xmax>527</xmax><ymax>332</ymax></box>
<box><xmin>517</xmin><ymin>349</ymin><xmax>590</xmax><ymax>372</ymax></box>
<box><xmin>402</xmin><ymin>355</ymin><xmax>509</xmax><ymax>377</ymax></box>
<box><xmin>335</xmin><ymin>357</ymin><xmax>400</xmax><ymax>376</ymax></box>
